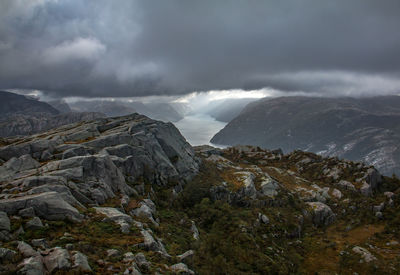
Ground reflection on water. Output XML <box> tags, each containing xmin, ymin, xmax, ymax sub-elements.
<box><xmin>174</xmin><ymin>114</ymin><xmax>227</xmax><ymax>147</ymax></box>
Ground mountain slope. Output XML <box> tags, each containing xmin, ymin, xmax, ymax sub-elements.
<box><xmin>207</xmin><ymin>98</ymin><xmax>258</xmax><ymax>122</ymax></box>
<box><xmin>0</xmin><ymin>91</ymin><xmax>105</xmax><ymax>137</ymax></box>
<box><xmin>70</xmin><ymin>100</ymin><xmax>184</xmax><ymax>122</ymax></box>
<box><xmin>0</xmin><ymin>91</ymin><xmax>59</xmax><ymax>117</ymax></box>
<box><xmin>1</xmin><ymin>116</ymin><xmax>400</xmax><ymax>274</ymax></box>
<box><xmin>47</xmin><ymin>99</ymin><xmax>72</xmax><ymax>113</ymax></box>
<box><xmin>211</xmin><ymin>96</ymin><xmax>400</xmax><ymax>176</ymax></box>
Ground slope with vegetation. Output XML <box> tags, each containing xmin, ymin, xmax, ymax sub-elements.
<box><xmin>0</xmin><ymin>114</ymin><xmax>399</xmax><ymax>274</ymax></box>
<box><xmin>211</xmin><ymin>96</ymin><xmax>400</xmax><ymax>176</ymax></box>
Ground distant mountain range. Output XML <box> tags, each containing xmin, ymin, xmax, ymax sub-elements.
<box><xmin>0</xmin><ymin>91</ymin><xmax>59</xmax><ymax>117</ymax></box>
<box><xmin>207</xmin><ymin>98</ymin><xmax>257</xmax><ymax>122</ymax></box>
<box><xmin>211</xmin><ymin>96</ymin><xmax>400</xmax><ymax>176</ymax></box>
<box><xmin>0</xmin><ymin>91</ymin><xmax>103</xmax><ymax>137</ymax></box>
<box><xmin>69</xmin><ymin>100</ymin><xmax>185</xmax><ymax>122</ymax></box>
<box><xmin>0</xmin><ymin>91</ymin><xmax>189</xmax><ymax>137</ymax></box>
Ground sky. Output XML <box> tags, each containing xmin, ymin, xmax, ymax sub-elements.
<box><xmin>0</xmin><ymin>0</ymin><xmax>400</xmax><ymax>99</ymax></box>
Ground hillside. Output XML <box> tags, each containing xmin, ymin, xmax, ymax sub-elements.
<box><xmin>0</xmin><ymin>91</ymin><xmax>105</xmax><ymax>137</ymax></box>
<box><xmin>70</xmin><ymin>100</ymin><xmax>184</xmax><ymax>122</ymax></box>
<box><xmin>211</xmin><ymin>96</ymin><xmax>400</xmax><ymax>176</ymax></box>
<box><xmin>0</xmin><ymin>114</ymin><xmax>400</xmax><ymax>274</ymax></box>
<box><xmin>207</xmin><ymin>98</ymin><xmax>257</xmax><ymax>122</ymax></box>
<box><xmin>0</xmin><ymin>91</ymin><xmax>59</xmax><ymax>117</ymax></box>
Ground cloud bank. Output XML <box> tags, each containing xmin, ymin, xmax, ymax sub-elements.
<box><xmin>0</xmin><ymin>0</ymin><xmax>399</xmax><ymax>98</ymax></box>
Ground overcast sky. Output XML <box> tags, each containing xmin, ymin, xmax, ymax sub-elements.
<box><xmin>0</xmin><ymin>0</ymin><xmax>400</xmax><ymax>98</ymax></box>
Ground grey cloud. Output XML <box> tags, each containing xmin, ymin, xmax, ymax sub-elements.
<box><xmin>0</xmin><ymin>0</ymin><xmax>399</xmax><ymax>97</ymax></box>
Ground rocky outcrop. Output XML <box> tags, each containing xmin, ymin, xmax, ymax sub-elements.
<box><xmin>0</xmin><ymin>192</ymin><xmax>83</xmax><ymax>222</ymax></box>
<box><xmin>94</xmin><ymin>207</ymin><xmax>133</xmax><ymax>233</ymax></box>
<box><xmin>0</xmin><ymin>114</ymin><xmax>199</xmax><ymax>222</ymax></box>
<box><xmin>0</xmin><ymin>112</ymin><xmax>105</xmax><ymax>137</ymax></box>
<box><xmin>352</xmin><ymin>246</ymin><xmax>377</xmax><ymax>263</ymax></box>
<box><xmin>305</xmin><ymin>202</ymin><xmax>336</xmax><ymax>227</ymax></box>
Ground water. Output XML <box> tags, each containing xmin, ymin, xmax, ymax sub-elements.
<box><xmin>174</xmin><ymin>114</ymin><xmax>227</xmax><ymax>147</ymax></box>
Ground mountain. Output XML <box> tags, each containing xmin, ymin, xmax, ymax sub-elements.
<box><xmin>70</xmin><ymin>100</ymin><xmax>184</xmax><ymax>122</ymax></box>
<box><xmin>144</xmin><ymin>102</ymin><xmax>183</xmax><ymax>122</ymax></box>
<box><xmin>69</xmin><ymin>100</ymin><xmax>137</xmax><ymax>117</ymax></box>
<box><xmin>0</xmin><ymin>91</ymin><xmax>105</xmax><ymax>137</ymax></box>
<box><xmin>211</xmin><ymin>96</ymin><xmax>400</xmax><ymax>176</ymax></box>
<box><xmin>0</xmin><ymin>90</ymin><xmax>59</xmax><ymax>117</ymax></box>
<box><xmin>0</xmin><ymin>114</ymin><xmax>399</xmax><ymax>274</ymax></box>
<box><xmin>0</xmin><ymin>112</ymin><xmax>105</xmax><ymax>137</ymax></box>
<box><xmin>207</xmin><ymin>98</ymin><xmax>258</xmax><ymax>122</ymax></box>
<box><xmin>47</xmin><ymin>99</ymin><xmax>72</xmax><ymax>113</ymax></box>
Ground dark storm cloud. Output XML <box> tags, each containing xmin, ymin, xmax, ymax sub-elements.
<box><xmin>0</xmin><ymin>0</ymin><xmax>399</xmax><ymax>97</ymax></box>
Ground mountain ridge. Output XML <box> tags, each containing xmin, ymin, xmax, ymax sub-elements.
<box><xmin>211</xmin><ymin>96</ymin><xmax>400</xmax><ymax>176</ymax></box>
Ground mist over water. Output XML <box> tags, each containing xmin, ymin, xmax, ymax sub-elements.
<box><xmin>174</xmin><ymin>114</ymin><xmax>227</xmax><ymax>147</ymax></box>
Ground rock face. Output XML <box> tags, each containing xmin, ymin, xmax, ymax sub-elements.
<box><xmin>211</xmin><ymin>96</ymin><xmax>400</xmax><ymax>176</ymax></box>
<box><xmin>0</xmin><ymin>112</ymin><xmax>105</xmax><ymax>137</ymax></box>
<box><xmin>94</xmin><ymin>207</ymin><xmax>133</xmax><ymax>233</ymax></box>
<box><xmin>0</xmin><ymin>114</ymin><xmax>199</xmax><ymax>221</ymax></box>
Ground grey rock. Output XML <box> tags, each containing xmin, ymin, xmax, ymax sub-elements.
<box><xmin>18</xmin><ymin>207</ymin><xmax>36</xmax><ymax>218</ymax></box>
<box><xmin>260</xmin><ymin>174</ymin><xmax>280</xmax><ymax>197</ymax></box>
<box><xmin>131</xmin><ymin>204</ymin><xmax>154</xmax><ymax>220</ymax></box>
<box><xmin>107</xmin><ymin>249</ymin><xmax>120</xmax><ymax>258</ymax></box>
<box><xmin>170</xmin><ymin>263</ymin><xmax>195</xmax><ymax>275</ymax></box>
<box><xmin>177</xmin><ymin>250</ymin><xmax>195</xmax><ymax>263</ymax></box>
<box><xmin>373</xmin><ymin>202</ymin><xmax>385</xmax><ymax>213</ymax></box>
<box><xmin>123</xmin><ymin>252</ymin><xmax>135</xmax><ymax>263</ymax></box>
<box><xmin>258</xmin><ymin>213</ymin><xmax>270</xmax><ymax>224</ymax></box>
<box><xmin>360</xmin><ymin>182</ymin><xmax>372</xmax><ymax>196</ymax></box>
<box><xmin>18</xmin><ymin>241</ymin><xmax>38</xmax><ymax>258</ymax></box>
<box><xmin>134</xmin><ymin>252</ymin><xmax>150</xmax><ymax>270</ymax></box>
<box><xmin>352</xmin><ymin>246</ymin><xmax>377</xmax><ymax>262</ymax></box>
<box><xmin>94</xmin><ymin>207</ymin><xmax>132</xmax><ymax>233</ymax></box>
<box><xmin>62</xmin><ymin>146</ymin><xmax>91</xmax><ymax>159</ymax></box>
<box><xmin>336</xmin><ymin>180</ymin><xmax>356</xmax><ymax>191</ymax></box>
<box><xmin>25</xmin><ymin>217</ymin><xmax>44</xmax><ymax>230</ymax></box>
<box><xmin>0</xmin><ymin>230</ymin><xmax>11</xmax><ymax>241</ymax></box>
<box><xmin>140</xmin><ymin>230</ymin><xmax>169</xmax><ymax>255</ymax></box>
<box><xmin>235</xmin><ymin>172</ymin><xmax>257</xmax><ymax>199</ymax></box>
<box><xmin>191</xmin><ymin>221</ymin><xmax>200</xmax><ymax>240</ymax></box>
<box><xmin>31</xmin><ymin>239</ymin><xmax>49</xmax><ymax>250</ymax></box>
<box><xmin>0</xmin><ymin>154</ymin><xmax>40</xmax><ymax>181</ymax></box>
<box><xmin>43</xmin><ymin>247</ymin><xmax>71</xmax><ymax>273</ymax></box>
<box><xmin>5</xmin><ymin>154</ymin><xmax>40</xmax><ymax>172</ymax></box>
<box><xmin>131</xmin><ymin>199</ymin><xmax>158</xmax><ymax>226</ymax></box>
<box><xmin>0</xmin><ymin>211</ymin><xmax>10</xmax><ymax>231</ymax></box>
<box><xmin>306</xmin><ymin>202</ymin><xmax>336</xmax><ymax>227</ymax></box>
<box><xmin>17</xmin><ymin>255</ymin><xmax>45</xmax><ymax>275</ymax></box>
<box><xmin>384</xmin><ymin>191</ymin><xmax>395</xmax><ymax>199</ymax></box>
<box><xmin>124</xmin><ymin>265</ymin><xmax>142</xmax><ymax>275</ymax></box>
<box><xmin>0</xmin><ymin>192</ymin><xmax>82</xmax><ymax>222</ymax></box>
<box><xmin>364</xmin><ymin>168</ymin><xmax>382</xmax><ymax>190</ymax></box>
<box><xmin>0</xmin><ymin>247</ymin><xmax>16</xmax><ymax>261</ymax></box>
<box><xmin>72</xmin><ymin>251</ymin><xmax>91</xmax><ymax>272</ymax></box>
<box><xmin>331</xmin><ymin>188</ymin><xmax>342</xmax><ymax>199</ymax></box>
